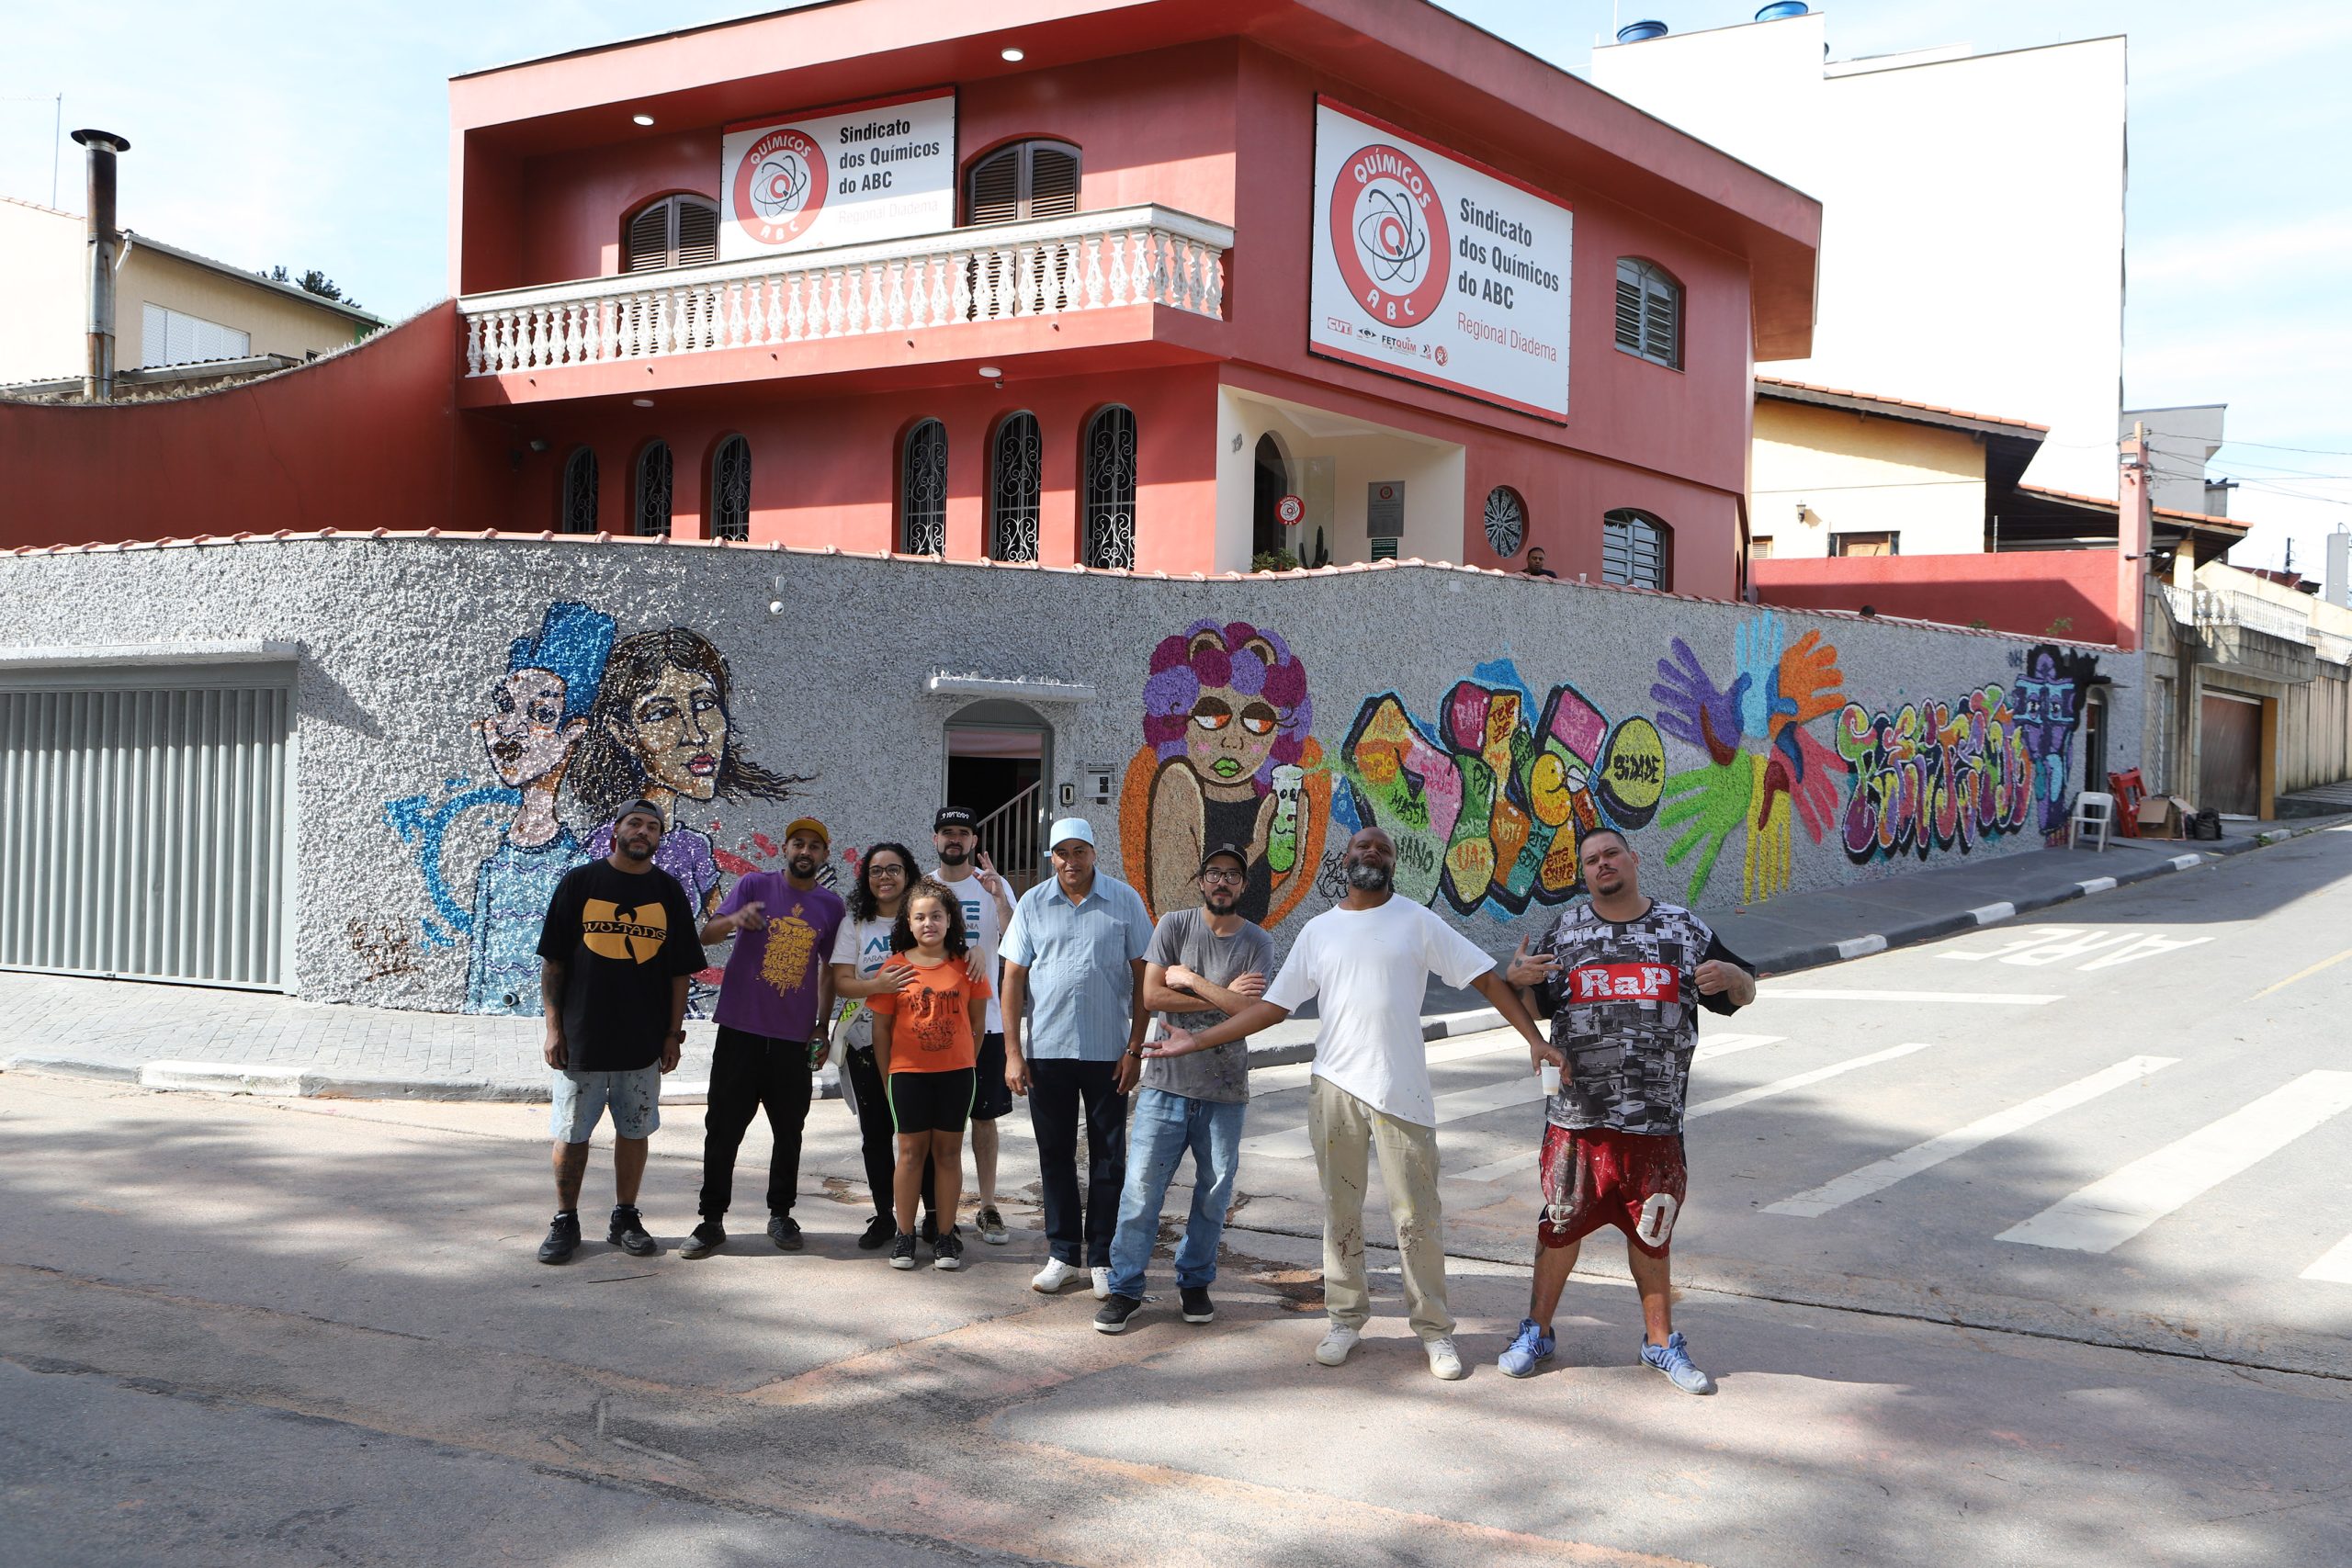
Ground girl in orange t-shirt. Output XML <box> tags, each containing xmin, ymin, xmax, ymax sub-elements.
<box><xmin>866</xmin><ymin>879</ymin><xmax>990</xmax><ymax>1271</ymax></box>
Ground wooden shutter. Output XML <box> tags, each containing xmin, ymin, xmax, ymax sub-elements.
<box><xmin>674</xmin><ymin>197</ymin><xmax>718</xmax><ymax>266</ymax></box>
<box><xmin>1614</xmin><ymin>266</ymin><xmax>1645</xmax><ymax>353</ymax></box>
<box><xmin>967</xmin><ymin>149</ymin><xmax>1022</xmax><ymax>226</ymax></box>
<box><xmin>625</xmin><ymin>202</ymin><xmax>673</xmax><ymax>273</ymax></box>
<box><xmin>1027</xmin><ymin>145</ymin><xmax>1080</xmax><ymax>219</ymax></box>
<box><xmin>1642</xmin><ymin>275</ymin><xmax>1679</xmax><ymax>367</ymax></box>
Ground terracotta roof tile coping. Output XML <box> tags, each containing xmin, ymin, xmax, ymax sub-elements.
<box><xmin>2013</xmin><ymin>483</ymin><xmax>2251</xmax><ymax>531</ymax></box>
<box><xmin>1757</xmin><ymin>377</ymin><xmax>2051</xmax><ymax>433</ymax></box>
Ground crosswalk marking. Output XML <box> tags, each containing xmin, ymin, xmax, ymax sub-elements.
<box><xmin>1248</xmin><ymin>1032</ymin><xmax>1521</xmax><ymax>1099</ymax></box>
<box><xmin>2301</xmin><ymin>1232</ymin><xmax>2352</xmax><ymax>1284</ymax></box>
<box><xmin>1682</xmin><ymin>1041</ymin><xmax>1934</xmax><ymax>1122</ymax></box>
<box><xmin>1693</xmin><ymin>1032</ymin><xmax>1784</xmax><ymax>1062</ymax></box>
<box><xmin>1452</xmin><ymin>1148</ymin><xmax>1535</xmax><ymax>1185</ymax></box>
<box><xmin>1242</xmin><ymin>1070</ymin><xmax>1550</xmax><ymax>1159</ymax></box>
<box><xmin>1997</xmin><ymin>1070</ymin><xmax>2352</xmax><ymax>1254</ymax></box>
<box><xmin>1764</xmin><ymin>1055</ymin><xmax>2179</xmax><ymax>1218</ymax></box>
<box><xmin>1755</xmin><ymin>988</ymin><xmax>2059</xmax><ymax>1005</ymax></box>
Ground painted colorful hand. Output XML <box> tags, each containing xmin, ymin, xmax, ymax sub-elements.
<box><xmin>1656</xmin><ymin>760</ymin><xmax>1754</xmax><ymax>904</ymax></box>
<box><xmin>1651</xmin><ymin>640</ymin><xmax>1751</xmax><ymax>766</ymax></box>
<box><xmin>1734</xmin><ymin>615</ymin><xmax>1789</xmax><ymax>742</ymax></box>
<box><xmin>1764</xmin><ymin>725</ymin><xmax>1845</xmax><ymax>846</ymax></box>
<box><xmin>1743</xmin><ymin>755</ymin><xmax>1795</xmax><ymax>901</ymax></box>
<box><xmin>1776</xmin><ymin>629</ymin><xmax>1845</xmax><ymax>728</ymax></box>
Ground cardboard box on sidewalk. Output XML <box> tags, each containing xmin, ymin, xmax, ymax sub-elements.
<box><xmin>2137</xmin><ymin>795</ymin><xmax>2190</xmax><ymax>839</ymax></box>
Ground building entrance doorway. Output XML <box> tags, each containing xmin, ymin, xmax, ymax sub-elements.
<box><xmin>1251</xmin><ymin>434</ymin><xmax>1291</xmax><ymax>563</ymax></box>
<box><xmin>2198</xmin><ymin>692</ymin><xmax>2261</xmax><ymax>817</ymax></box>
<box><xmin>944</xmin><ymin>700</ymin><xmax>1050</xmax><ymax>890</ymax></box>
<box><xmin>2081</xmin><ymin>687</ymin><xmax>2109</xmax><ymax>796</ymax></box>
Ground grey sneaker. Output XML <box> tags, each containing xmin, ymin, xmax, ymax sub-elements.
<box><xmin>1640</xmin><ymin>1331</ymin><xmax>1717</xmax><ymax>1395</ymax></box>
<box><xmin>976</xmin><ymin>1206</ymin><xmax>1010</xmax><ymax>1245</ymax></box>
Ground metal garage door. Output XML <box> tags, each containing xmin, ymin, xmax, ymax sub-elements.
<box><xmin>1</xmin><ymin>669</ymin><xmax>292</xmax><ymax>988</ymax></box>
<box><xmin>2198</xmin><ymin>693</ymin><xmax>2260</xmax><ymax>818</ymax></box>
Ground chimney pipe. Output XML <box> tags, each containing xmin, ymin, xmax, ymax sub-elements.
<box><xmin>71</xmin><ymin>128</ymin><xmax>130</xmax><ymax>401</ymax></box>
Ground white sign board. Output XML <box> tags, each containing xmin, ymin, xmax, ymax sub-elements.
<box><xmin>1308</xmin><ymin>97</ymin><xmax>1573</xmax><ymax>423</ymax></box>
<box><xmin>721</xmin><ymin>89</ymin><xmax>956</xmax><ymax>260</ymax></box>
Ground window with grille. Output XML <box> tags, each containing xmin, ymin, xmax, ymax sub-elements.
<box><xmin>560</xmin><ymin>447</ymin><xmax>599</xmax><ymax>535</ymax></box>
<box><xmin>1081</xmin><ymin>405</ymin><xmax>1137</xmax><ymax>570</ymax></box>
<box><xmin>1601</xmin><ymin>508</ymin><xmax>1670</xmax><ymax>589</ymax></box>
<box><xmin>140</xmin><ymin>302</ymin><xmax>251</xmax><ymax>367</ymax></box>
<box><xmin>965</xmin><ymin>141</ymin><xmax>1081</xmax><ymax>226</ymax></box>
<box><xmin>622</xmin><ymin>194</ymin><xmax>720</xmax><ymax>273</ymax></box>
<box><xmin>899</xmin><ymin>419</ymin><xmax>948</xmax><ymax>555</ymax></box>
<box><xmin>635</xmin><ymin>442</ymin><xmax>674</xmax><ymax>536</ymax></box>
<box><xmin>1614</xmin><ymin>257</ymin><xmax>1682</xmax><ymax>370</ymax></box>
<box><xmin>1483</xmin><ymin>486</ymin><xmax>1527</xmax><ymax>557</ymax></box>
<box><xmin>989</xmin><ymin>412</ymin><xmax>1042</xmax><ymax>562</ymax></box>
<box><xmin>710</xmin><ymin>434</ymin><xmax>752</xmax><ymax>541</ymax></box>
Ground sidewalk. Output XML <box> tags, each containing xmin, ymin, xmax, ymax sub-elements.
<box><xmin>6</xmin><ymin>815</ymin><xmax>2342</xmax><ymax>1099</ymax></box>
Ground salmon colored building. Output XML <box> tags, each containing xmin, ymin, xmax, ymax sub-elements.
<box><xmin>3</xmin><ymin>0</ymin><xmax>1819</xmax><ymax>591</ymax></box>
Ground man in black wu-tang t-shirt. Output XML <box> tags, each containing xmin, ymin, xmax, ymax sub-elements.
<box><xmin>531</xmin><ymin>797</ymin><xmax>707</xmax><ymax>1265</ymax></box>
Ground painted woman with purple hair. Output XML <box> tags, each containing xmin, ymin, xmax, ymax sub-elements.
<box><xmin>1121</xmin><ymin>620</ymin><xmax>1329</xmax><ymax>926</ymax></box>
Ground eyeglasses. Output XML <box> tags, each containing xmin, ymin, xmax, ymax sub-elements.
<box><xmin>868</xmin><ymin>863</ymin><xmax>908</xmax><ymax>878</ymax></box>
<box><xmin>1199</xmin><ymin>868</ymin><xmax>1245</xmax><ymax>885</ymax></box>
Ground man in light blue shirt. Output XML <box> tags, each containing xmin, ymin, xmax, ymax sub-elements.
<box><xmin>1001</xmin><ymin>817</ymin><xmax>1154</xmax><ymax>1297</ymax></box>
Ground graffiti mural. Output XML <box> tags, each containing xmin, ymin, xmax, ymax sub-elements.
<box><xmin>1834</xmin><ymin>685</ymin><xmax>2034</xmax><ymax>863</ymax></box>
<box><xmin>2015</xmin><ymin>644</ymin><xmax>2101</xmax><ymax>837</ymax></box>
<box><xmin>1121</xmin><ymin>620</ymin><xmax>1329</xmax><ymax>925</ymax></box>
<box><xmin>1649</xmin><ymin>614</ymin><xmax>1846</xmax><ymax>903</ymax></box>
<box><xmin>1330</xmin><ymin>658</ymin><xmax>1666</xmax><ymax>917</ymax></box>
<box><xmin>384</xmin><ymin>607</ymin><xmax>808</xmax><ymax>1014</ymax></box>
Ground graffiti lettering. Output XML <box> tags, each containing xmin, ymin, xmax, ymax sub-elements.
<box><xmin>1833</xmin><ymin>687</ymin><xmax>2033</xmax><ymax>862</ymax></box>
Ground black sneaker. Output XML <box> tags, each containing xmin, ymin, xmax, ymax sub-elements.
<box><xmin>1093</xmin><ymin>1293</ymin><xmax>1145</xmax><ymax>1334</ymax></box>
<box><xmin>933</xmin><ymin>1229</ymin><xmax>965</xmax><ymax>1272</ymax></box>
<box><xmin>680</xmin><ymin>1221</ymin><xmax>725</xmax><ymax>1259</ymax></box>
<box><xmin>537</xmin><ymin>1210</ymin><xmax>581</xmax><ymax>1265</ymax></box>
<box><xmin>1180</xmin><ymin>1286</ymin><xmax>1216</xmax><ymax>1325</ymax></box>
<box><xmin>767</xmin><ymin>1213</ymin><xmax>804</xmax><ymax>1252</ymax></box>
<box><xmin>856</xmin><ymin>1214</ymin><xmax>896</xmax><ymax>1251</ymax></box>
<box><xmin>889</xmin><ymin>1231</ymin><xmax>920</xmax><ymax>1270</ymax></box>
<box><xmin>920</xmin><ymin>1213</ymin><xmax>940</xmax><ymax>1246</ymax></box>
<box><xmin>607</xmin><ymin>1206</ymin><xmax>656</xmax><ymax>1258</ymax></box>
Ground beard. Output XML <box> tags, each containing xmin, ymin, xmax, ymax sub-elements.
<box><xmin>1204</xmin><ymin>888</ymin><xmax>1240</xmax><ymax>914</ymax></box>
<box><xmin>937</xmin><ymin>842</ymin><xmax>971</xmax><ymax>865</ymax></box>
<box><xmin>1343</xmin><ymin>859</ymin><xmax>1393</xmax><ymax>892</ymax></box>
<box><xmin>787</xmin><ymin>854</ymin><xmax>820</xmax><ymax>877</ymax></box>
<box><xmin>619</xmin><ymin>838</ymin><xmax>657</xmax><ymax>862</ymax></box>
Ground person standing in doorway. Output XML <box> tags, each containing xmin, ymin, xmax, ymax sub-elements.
<box><xmin>867</xmin><ymin>880</ymin><xmax>992</xmax><ymax>1272</ymax></box>
<box><xmin>930</xmin><ymin>806</ymin><xmax>1016</xmax><ymax>1246</ymax></box>
<box><xmin>1149</xmin><ymin>827</ymin><xmax>1551</xmax><ymax>1380</ymax></box>
<box><xmin>1498</xmin><ymin>827</ymin><xmax>1755</xmax><ymax>1394</ymax></box>
<box><xmin>1094</xmin><ymin>843</ymin><xmax>1274</xmax><ymax>1334</ymax></box>
<box><xmin>680</xmin><ymin>818</ymin><xmax>844</xmax><ymax>1259</ymax></box>
<box><xmin>830</xmin><ymin>842</ymin><xmax>921</xmax><ymax>1249</ymax></box>
<box><xmin>1001</xmin><ymin>818</ymin><xmax>1154</xmax><ymax>1298</ymax></box>
<box><xmin>534</xmin><ymin>797</ymin><xmax>707</xmax><ymax>1264</ymax></box>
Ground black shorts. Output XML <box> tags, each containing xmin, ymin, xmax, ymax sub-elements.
<box><xmin>889</xmin><ymin>1066</ymin><xmax>976</xmax><ymax>1134</ymax></box>
<box><xmin>971</xmin><ymin>1032</ymin><xmax>1012</xmax><ymax>1122</ymax></box>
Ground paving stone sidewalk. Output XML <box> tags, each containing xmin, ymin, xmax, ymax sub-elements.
<box><xmin>6</xmin><ymin>816</ymin><xmax>2340</xmax><ymax>1100</ymax></box>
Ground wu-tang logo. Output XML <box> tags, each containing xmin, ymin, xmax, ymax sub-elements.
<box><xmin>582</xmin><ymin>899</ymin><xmax>668</xmax><ymax>964</ymax></box>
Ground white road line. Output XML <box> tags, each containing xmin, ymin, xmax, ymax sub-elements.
<box><xmin>1248</xmin><ymin>1033</ymin><xmax>1521</xmax><ymax>1098</ymax></box>
<box><xmin>1682</xmin><ymin>1041</ymin><xmax>1933</xmax><ymax>1121</ymax></box>
<box><xmin>2301</xmin><ymin>1233</ymin><xmax>2352</xmax><ymax>1284</ymax></box>
<box><xmin>1693</xmin><ymin>1032</ymin><xmax>1785</xmax><ymax>1062</ymax></box>
<box><xmin>1453</xmin><ymin>1149</ymin><xmax>1536</xmax><ymax>1185</ymax></box>
<box><xmin>1997</xmin><ymin>1070</ymin><xmax>2352</xmax><ymax>1254</ymax></box>
<box><xmin>1243</xmin><ymin>1068</ymin><xmax>1549</xmax><ymax>1159</ymax></box>
<box><xmin>1756</xmin><ymin>988</ymin><xmax>2060</xmax><ymax>1005</ymax></box>
<box><xmin>1764</xmin><ymin>1055</ymin><xmax>2179</xmax><ymax>1218</ymax></box>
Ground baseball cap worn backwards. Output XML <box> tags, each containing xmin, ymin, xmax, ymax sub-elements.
<box><xmin>1048</xmin><ymin>817</ymin><xmax>1096</xmax><ymax>850</ymax></box>
<box><xmin>615</xmin><ymin>798</ymin><xmax>666</xmax><ymax>829</ymax></box>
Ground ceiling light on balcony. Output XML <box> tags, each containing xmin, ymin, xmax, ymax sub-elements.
<box><xmin>632</xmin><ymin>397</ymin><xmax>655</xmax><ymax>408</ymax></box>
<box><xmin>977</xmin><ymin>366</ymin><xmax>1002</xmax><ymax>378</ymax></box>
<box><xmin>1000</xmin><ymin>47</ymin><xmax>1024</xmax><ymax>62</ymax></box>
<box><xmin>632</xmin><ymin>113</ymin><xmax>656</xmax><ymax>127</ymax></box>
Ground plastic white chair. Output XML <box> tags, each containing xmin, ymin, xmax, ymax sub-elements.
<box><xmin>2068</xmin><ymin>790</ymin><xmax>2114</xmax><ymax>852</ymax></box>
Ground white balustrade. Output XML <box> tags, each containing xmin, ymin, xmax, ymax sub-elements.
<box><xmin>458</xmin><ymin>205</ymin><xmax>1231</xmax><ymax>378</ymax></box>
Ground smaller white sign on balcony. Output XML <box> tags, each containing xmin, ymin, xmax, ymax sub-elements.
<box><xmin>721</xmin><ymin>89</ymin><xmax>956</xmax><ymax>260</ymax></box>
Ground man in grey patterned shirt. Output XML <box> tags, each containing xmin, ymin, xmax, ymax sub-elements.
<box><xmin>1094</xmin><ymin>843</ymin><xmax>1275</xmax><ymax>1334</ymax></box>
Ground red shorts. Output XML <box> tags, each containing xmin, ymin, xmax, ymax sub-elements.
<box><xmin>1537</xmin><ymin>1124</ymin><xmax>1688</xmax><ymax>1258</ymax></box>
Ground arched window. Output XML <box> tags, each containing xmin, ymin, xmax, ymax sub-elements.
<box><xmin>709</xmin><ymin>434</ymin><xmax>751</xmax><ymax>542</ymax></box>
<box><xmin>1483</xmin><ymin>486</ymin><xmax>1527</xmax><ymax>557</ymax></box>
<box><xmin>560</xmin><ymin>446</ymin><xmax>599</xmax><ymax>535</ymax></box>
<box><xmin>1081</xmin><ymin>405</ymin><xmax>1136</xmax><ymax>570</ymax></box>
<box><xmin>989</xmin><ymin>412</ymin><xmax>1042</xmax><ymax>563</ymax></box>
<box><xmin>634</xmin><ymin>441</ymin><xmax>673</xmax><ymax>537</ymax></box>
<box><xmin>899</xmin><ymin>419</ymin><xmax>948</xmax><ymax>555</ymax></box>
<box><xmin>622</xmin><ymin>194</ymin><xmax>720</xmax><ymax>273</ymax></box>
<box><xmin>1602</xmin><ymin>508</ymin><xmax>1670</xmax><ymax>590</ymax></box>
<box><xmin>965</xmin><ymin>140</ymin><xmax>1081</xmax><ymax>226</ymax></box>
<box><xmin>1614</xmin><ymin>257</ymin><xmax>1682</xmax><ymax>370</ymax></box>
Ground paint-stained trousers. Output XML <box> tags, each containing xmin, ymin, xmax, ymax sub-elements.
<box><xmin>1308</xmin><ymin>1075</ymin><xmax>1453</xmax><ymax>1340</ymax></box>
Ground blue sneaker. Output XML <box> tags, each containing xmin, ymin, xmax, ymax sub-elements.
<box><xmin>1640</xmin><ymin>1331</ymin><xmax>1716</xmax><ymax>1394</ymax></box>
<box><xmin>1498</xmin><ymin>1317</ymin><xmax>1555</xmax><ymax>1378</ymax></box>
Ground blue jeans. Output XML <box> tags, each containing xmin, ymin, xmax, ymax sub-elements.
<box><xmin>1106</xmin><ymin>1088</ymin><xmax>1247</xmax><ymax>1298</ymax></box>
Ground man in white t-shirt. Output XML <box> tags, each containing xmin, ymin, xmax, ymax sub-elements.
<box><xmin>1151</xmin><ymin>826</ymin><xmax>1555</xmax><ymax>1381</ymax></box>
<box><xmin>932</xmin><ymin>805</ymin><xmax>1016</xmax><ymax>1244</ymax></box>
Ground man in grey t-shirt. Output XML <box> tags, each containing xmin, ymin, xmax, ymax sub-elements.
<box><xmin>1094</xmin><ymin>843</ymin><xmax>1275</xmax><ymax>1334</ymax></box>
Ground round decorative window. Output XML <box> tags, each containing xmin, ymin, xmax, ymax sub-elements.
<box><xmin>1483</xmin><ymin>486</ymin><xmax>1527</xmax><ymax>556</ymax></box>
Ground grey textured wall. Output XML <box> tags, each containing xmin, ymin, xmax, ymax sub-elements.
<box><xmin>0</xmin><ymin>538</ymin><xmax>2138</xmax><ymax>1011</ymax></box>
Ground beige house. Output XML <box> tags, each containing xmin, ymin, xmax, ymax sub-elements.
<box><xmin>0</xmin><ymin>196</ymin><xmax>379</xmax><ymax>389</ymax></box>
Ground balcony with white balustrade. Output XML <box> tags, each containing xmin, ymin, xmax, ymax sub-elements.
<box><xmin>454</xmin><ymin>205</ymin><xmax>1231</xmax><ymax>407</ymax></box>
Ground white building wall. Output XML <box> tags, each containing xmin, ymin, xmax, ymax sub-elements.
<box><xmin>0</xmin><ymin>199</ymin><xmax>87</xmax><ymax>386</ymax></box>
<box><xmin>1593</xmin><ymin>13</ymin><xmax>2126</xmax><ymax>500</ymax></box>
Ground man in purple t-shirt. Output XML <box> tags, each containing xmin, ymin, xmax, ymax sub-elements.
<box><xmin>680</xmin><ymin>818</ymin><xmax>844</xmax><ymax>1258</ymax></box>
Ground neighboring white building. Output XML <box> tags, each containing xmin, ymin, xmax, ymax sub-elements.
<box><xmin>2126</xmin><ymin>402</ymin><xmax>2233</xmax><ymax>517</ymax></box>
<box><xmin>1592</xmin><ymin>8</ymin><xmax>2126</xmax><ymax>501</ymax></box>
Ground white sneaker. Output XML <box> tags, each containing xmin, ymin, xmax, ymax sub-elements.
<box><xmin>1091</xmin><ymin>1266</ymin><xmax>1114</xmax><ymax>1300</ymax></box>
<box><xmin>1031</xmin><ymin>1258</ymin><xmax>1082</xmax><ymax>1293</ymax></box>
<box><xmin>1314</xmin><ymin>1322</ymin><xmax>1361</xmax><ymax>1367</ymax></box>
<box><xmin>1425</xmin><ymin>1336</ymin><xmax>1466</xmax><ymax>1381</ymax></box>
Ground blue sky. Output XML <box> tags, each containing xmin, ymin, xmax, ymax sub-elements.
<box><xmin>2</xmin><ymin>0</ymin><xmax>2342</xmax><ymax>570</ymax></box>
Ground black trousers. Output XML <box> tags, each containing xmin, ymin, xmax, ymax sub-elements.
<box><xmin>1029</xmin><ymin>1057</ymin><xmax>1128</xmax><ymax>1268</ymax></box>
<box><xmin>697</xmin><ymin>1025</ymin><xmax>814</xmax><ymax>1221</ymax></box>
<box><xmin>842</xmin><ymin>1043</ymin><xmax>936</xmax><ymax>1227</ymax></box>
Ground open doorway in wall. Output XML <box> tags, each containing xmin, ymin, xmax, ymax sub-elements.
<box><xmin>2081</xmin><ymin>687</ymin><xmax>2109</xmax><ymax>795</ymax></box>
<box><xmin>944</xmin><ymin>700</ymin><xmax>1051</xmax><ymax>890</ymax></box>
<box><xmin>1219</xmin><ymin>387</ymin><xmax>1464</xmax><ymax>571</ymax></box>
<box><xmin>1252</xmin><ymin>434</ymin><xmax>1292</xmax><ymax>564</ymax></box>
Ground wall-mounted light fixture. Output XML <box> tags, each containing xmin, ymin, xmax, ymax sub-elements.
<box><xmin>1001</xmin><ymin>46</ymin><xmax>1025</xmax><ymax>62</ymax></box>
<box><xmin>632</xmin><ymin>113</ymin><xmax>656</xmax><ymax>127</ymax></box>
